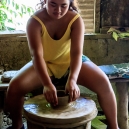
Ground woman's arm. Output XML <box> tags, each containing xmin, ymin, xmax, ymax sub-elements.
<box><xmin>65</xmin><ymin>15</ymin><xmax>85</xmax><ymax>101</ymax></box>
<box><xmin>26</xmin><ymin>17</ymin><xmax>57</xmax><ymax>105</ymax></box>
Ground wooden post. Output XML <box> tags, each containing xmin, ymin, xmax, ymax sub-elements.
<box><xmin>0</xmin><ymin>109</ymin><xmax>3</xmax><ymax>129</ymax></box>
<box><xmin>0</xmin><ymin>91</ymin><xmax>6</xmax><ymax>129</ymax></box>
<box><xmin>116</xmin><ymin>82</ymin><xmax>128</xmax><ymax>129</ymax></box>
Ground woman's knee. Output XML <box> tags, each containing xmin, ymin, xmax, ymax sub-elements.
<box><xmin>7</xmin><ymin>78</ymin><xmax>25</xmax><ymax>96</ymax></box>
<box><xmin>92</xmin><ymin>75</ymin><xmax>115</xmax><ymax>98</ymax></box>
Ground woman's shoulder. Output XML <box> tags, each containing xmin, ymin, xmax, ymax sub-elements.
<box><xmin>26</xmin><ymin>10</ymin><xmax>45</xmax><ymax>32</ymax></box>
<box><xmin>65</xmin><ymin>10</ymin><xmax>80</xmax><ymax>23</ymax></box>
<box><xmin>27</xmin><ymin>9</ymin><xmax>45</xmax><ymax>25</ymax></box>
<box><xmin>34</xmin><ymin>8</ymin><xmax>44</xmax><ymax>15</ymax></box>
<box><xmin>32</xmin><ymin>8</ymin><xmax>46</xmax><ymax>19</ymax></box>
<box><xmin>66</xmin><ymin>11</ymin><xmax>84</xmax><ymax>30</ymax></box>
<box><xmin>66</xmin><ymin>10</ymin><xmax>81</xmax><ymax>21</ymax></box>
<box><xmin>67</xmin><ymin>10</ymin><xmax>79</xmax><ymax>17</ymax></box>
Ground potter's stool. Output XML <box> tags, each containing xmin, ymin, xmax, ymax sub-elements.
<box><xmin>23</xmin><ymin>95</ymin><xmax>98</xmax><ymax>129</ymax></box>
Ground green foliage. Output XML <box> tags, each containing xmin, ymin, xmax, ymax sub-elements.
<box><xmin>0</xmin><ymin>0</ymin><xmax>34</xmax><ymax>30</ymax></box>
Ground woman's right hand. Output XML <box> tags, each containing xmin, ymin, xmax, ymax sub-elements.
<box><xmin>43</xmin><ymin>84</ymin><xmax>58</xmax><ymax>106</ymax></box>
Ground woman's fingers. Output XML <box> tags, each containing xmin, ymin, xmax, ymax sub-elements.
<box><xmin>69</xmin><ymin>89</ymin><xmax>80</xmax><ymax>102</ymax></box>
<box><xmin>69</xmin><ymin>91</ymin><xmax>73</xmax><ymax>102</ymax></box>
<box><xmin>45</xmin><ymin>92</ymin><xmax>58</xmax><ymax>106</ymax></box>
<box><xmin>52</xmin><ymin>91</ymin><xmax>58</xmax><ymax>106</ymax></box>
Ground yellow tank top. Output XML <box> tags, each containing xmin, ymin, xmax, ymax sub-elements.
<box><xmin>32</xmin><ymin>14</ymin><xmax>80</xmax><ymax>78</ymax></box>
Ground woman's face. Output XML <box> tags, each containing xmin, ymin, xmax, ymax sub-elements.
<box><xmin>45</xmin><ymin>0</ymin><xmax>70</xmax><ymax>19</ymax></box>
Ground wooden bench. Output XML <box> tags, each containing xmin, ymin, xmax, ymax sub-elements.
<box><xmin>99</xmin><ymin>63</ymin><xmax>129</xmax><ymax>129</ymax></box>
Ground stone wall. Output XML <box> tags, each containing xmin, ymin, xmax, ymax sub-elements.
<box><xmin>0</xmin><ymin>34</ymin><xmax>129</xmax><ymax>71</ymax></box>
<box><xmin>84</xmin><ymin>34</ymin><xmax>129</xmax><ymax>65</ymax></box>
<box><xmin>101</xmin><ymin>0</ymin><xmax>129</xmax><ymax>27</ymax></box>
<box><xmin>0</xmin><ymin>36</ymin><xmax>31</xmax><ymax>71</ymax></box>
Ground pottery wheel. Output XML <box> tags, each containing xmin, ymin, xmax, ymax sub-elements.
<box><xmin>24</xmin><ymin>95</ymin><xmax>97</xmax><ymax>124</ymax></box>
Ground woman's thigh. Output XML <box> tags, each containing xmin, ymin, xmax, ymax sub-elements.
<box><xmin>8</xmin><ymin>61</ymin><xmax>42</xmax><ymax>95</ymax></box>
<box><xmin>77</xmin><ymin>61</ymin><xmax>112</xmax><ymax>94</ymax></box>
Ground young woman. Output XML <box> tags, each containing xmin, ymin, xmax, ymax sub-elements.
<box><xmin>6</xmin><ymin>0</ymin><xmax>119</xmax><ymax>129</ymax></box>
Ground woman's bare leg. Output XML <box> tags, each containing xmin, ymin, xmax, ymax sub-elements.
<box><xmin>77</xmin><ymin>61</ymin><xmax>119</xmax><ymax>129</ymax></box>
<box><xmin>5</xmin><ymin>61</ymin><xmax>42</xmax><ymax>129</ymax></box>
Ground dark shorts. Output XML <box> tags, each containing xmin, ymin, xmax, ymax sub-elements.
<box><xmin>52</xmin><ymin>55</ymin><xmax>90</xmax><ymax>88</ymax></box>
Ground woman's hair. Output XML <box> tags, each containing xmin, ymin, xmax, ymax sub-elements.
<box><xmin>36</xmin><ymin>0</ymin><xmax>78</xmax><ymax>12</ymax></box>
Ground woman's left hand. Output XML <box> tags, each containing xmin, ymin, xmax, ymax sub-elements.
<box><xmin>65</xmin><ymin>79</ymin><xmax>80</xmax><ymax>102</ymax></box>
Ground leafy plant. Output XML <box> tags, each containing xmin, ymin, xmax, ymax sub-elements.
<box><xmin>0</xmin><ymin>0</ymin><xmax>34</xmax><ymax>30</ymax></box>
